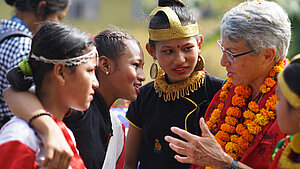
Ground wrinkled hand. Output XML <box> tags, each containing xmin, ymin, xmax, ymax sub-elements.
<box><xmin>164</xmin><ymin>118</ymin><xmax>232</xmax><ymax>169</ymax></box>
<box><xmin>42</xmin><ymin>123</ymin><xmax>74</xmax><ymax>169</ymax></box>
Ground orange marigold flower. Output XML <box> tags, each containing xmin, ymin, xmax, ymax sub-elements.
<box><xmin>216</xmin><ymin>131</ymin><xmax>230</xmax><ymax>142</ymax></box>
<box><xmin>269</xmin><ymin>69</ymin><xmax>276</xmax><ymax>77</ymax></box>
<box><xmin>215</xmin><ymin>137</ymin><xmax>226</xmax><ymax>149</ymax></box>
<box><xmin>228</xmin><ymin>152</ymin><xmax>239</xmax><ymax>160</ymax></box>
<box><xmin>248</xmin><ymin>101</ymin><xmax>259</xmax><ymax>113</ymax></box>
<box><xmin>211</xmin><ymin>109</ymin><xmax>221</xmax><ymax>119</ymax></box>
<box><xmin>218</xmin><ymin>102</ymin><xmax>224</xmax><ymax>110</ymax></box>
<box><xmin>232</xmin><ymin>95</ymin><xmax>246</xmax><ymax>107</ymax></box>
<box><xmin>220</xmin><ymin>90</ymin><xmax>229</xmax><ymax>101</ymax></box>
<box><xmin>273</xmin><ymin>66</ymin><xmax>283</xmax><ymax>73</ymax></box>
<box><xmin>254</xmin><ymin>114</ymin><xmax>269</xmax><ymax>126</ymax></box>
<box><xmin>221</xmin><ymin>123</ymin><xmax>236</xmax><ymax>134</ymax></box>
<box><xmin>209</xmin><ymin>116</ymin><xmax>218</xmax><ymax>124</ymax></box>
<box><xmin>231</xmin><ymin>135</ymin><xmax>239</xmax><ymax>143</ymax></box>
<box><xmin>206</xmin><ymin>121</ymin><xmax>216</xmax><ymax>130</ymax></box>
<box><xmin>225</xmin><ymin>116</ymin><xmax>239</xmax><ymax>126</ymax></box>
<box><xmin>264</xmin><ymin>77</ymin><xmax>276</xmax><ymax>88</ymax></box>
<box><xmin>225</xmin><ymin>142</ymin><xmax>238</xmax><ymax>154</ymax></box>
<box><xmin>236</xmin><ymin>124</ymin><xmax>246</xmax><ymax>135</ymax></box>
<box><xmin>226</xmin><ymin>107</ymin><xmax>242</xmax><ymax>118</ymax></box>
<box><xmin>259</xmin><ymin>84</ymin><xmax>268</xmax><ymax>93</ymax></box>
<box><xmin>238</xmin><ymin>136</ymin><xmax>250</xmax><ymax>150</ymax></box>
<box><xmin>242</xmin><ymin>130</ymin><xmax>254</xmax><ymax>142</ymax></box>
<box><xmin>265</xmin><ymin>95</ymin><xmax>278</xmax><ymax>111</ymax></box>
<box><xmin>243</xmin><ymin>110</ymin><xmax>256</xmax><ymax>120</ymax></box>
<box><xmin>247</xmin><ymin>122</ymin><xmax>262</xmax><ymax>134</ymax></box>
<box><xmin>235</xmin><ymin>85</ymin><xmax>251</xmax><ymax>98</ymax></box>
<box><xmin>237</xmin><ymin>145</ymin><xmax>246</xmax><ymax>158</ymax></box>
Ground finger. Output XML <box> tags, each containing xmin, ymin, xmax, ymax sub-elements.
<box><xmin>169</xmin><ymin>143</ymin><xmax>191</xmax><ymax>157</ymax></box>
<box><xmin>47</xmin><ymin>150</ymin><xmax>62</xmax><ymax>169</ymax></box>
<box><xmin>42</xmin><ymin>148</ymin><xmax>54</xmax><ymax>169</ymax></box>
<box><xmin>199</xmin><ymin>118</ymin><xmax>213</xmax><ymax>137</ymax></box>
<box><xmin>56</xmin><ymin>152</ymin><xmax>71</xmax><ymax>169</ymax></box>
<box><xmin>174</xmin><ymin>155</ymin><xmax>193</xmax><ymax>164</ymax></box>
<box><xmin>170</xmin><ymin>126</ymin><xmax>197</xmax><ymax>142</ymax></box>
<box><xmin>165</xmin><ymin>136</ymin><xmax>191</xmax><ymax>150</ymax></box>
<box><xmin>62</xmin><ymin>154</ymin><xmax>72</xmax><ymax>169</ymax></box>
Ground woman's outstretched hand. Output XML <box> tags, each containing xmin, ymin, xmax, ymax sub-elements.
<box><xmin>164</xmin><ymin>118</ymin><xmax>233</xmax><ymax>169</ymax></box>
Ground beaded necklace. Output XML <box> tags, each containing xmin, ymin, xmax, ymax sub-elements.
<box><xmin>207</xmin><ymin>61</ymin><xmax>285</xmax><ymax>160</ymax></box>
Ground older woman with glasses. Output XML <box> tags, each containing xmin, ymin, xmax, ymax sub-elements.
<box><xmin>165</xmin><ymin>0</ymin><xmax>291</xmax><ymax>168</ymax></box>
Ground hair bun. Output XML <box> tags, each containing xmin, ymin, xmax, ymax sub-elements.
<box><xmin>158</xmin><ymin>0</ymin><xmax>185</xmax><ymax>7</ymax></box>
<box><xmin>5</xmin><ymin>0</ymin><xmax>16</xmax><ymax>6</ymax></box>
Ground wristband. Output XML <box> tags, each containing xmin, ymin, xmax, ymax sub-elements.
<box><xmin>28</xmin><ymin>112</ymin><xmax>52</xmax><ymax>127</ymax></box>
<box><xmin>226</xmin><ymin>159</ymin><xmax>238</xmax><ymax>169</ymax></box>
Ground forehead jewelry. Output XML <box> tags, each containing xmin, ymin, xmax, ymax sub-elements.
<box><xmin>148</xmin><ymin>7</ymin><xmax>199</xmax><ymax>41</ymax></box>
<box><xmin>31</xmin><ymin>46</ymin><xmax>98</xmax><ymax>66</ymax></box>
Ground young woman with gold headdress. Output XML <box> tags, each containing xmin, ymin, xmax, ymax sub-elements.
<box><xmin>269</xmin><ymin>55</ymin><xmax>300</xmax><ymax>169</ymax></box>
<box><xmin>124</xmin><ymin>0</ymin><xmax>223</xmax><ymax>169</ymax></box>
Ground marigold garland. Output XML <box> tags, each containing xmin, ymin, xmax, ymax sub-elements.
<box><xmin>207</xmin><ymin>61</ymin><xmax>285</xmax><ymax>160</ymax></box>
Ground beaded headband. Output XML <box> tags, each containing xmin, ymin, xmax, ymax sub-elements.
<box><xmin>148</xmin><ymin>7</ymin><xmax>199</xmax><ymax>41</ymax></box>
<box><xmin>278</xmin><ymin>56</ymin><xmax>300</xmax><ymax>109</ymax></box>
<box><xmin>31</xmin><ymin>46</ymin><xmax>98</xmax><ymax>66</ymax></box>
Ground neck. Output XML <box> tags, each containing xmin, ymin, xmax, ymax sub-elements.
<box><xmin>37</xmin><ymin>88</ymin><xmax>69</xmax><ymax>121</ymax></box>
<box><xmin>15</xmin><ymin>11</ymin><xmax>39</xmax><ymax>34</ymax></box>
<box><xmin>97</xmin><ymin>85</ymin><xmax>116</xmax><ymax>108</ymax></box>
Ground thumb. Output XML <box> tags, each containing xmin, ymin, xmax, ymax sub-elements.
<box><xmin>199</xmin><ymin>117</ymin><xmax>213</xmax><ymax>137</ymax></box>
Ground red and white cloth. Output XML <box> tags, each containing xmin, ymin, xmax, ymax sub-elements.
<box><xmin>0</xmin><ymin>116</ymin><xmax>86</xmax><ymax>169</ymax></box>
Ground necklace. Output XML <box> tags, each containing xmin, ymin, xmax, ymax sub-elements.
<box><xmin>207</xmin><ymin>61</ymin><xmax>285</xmax><ymax>160</ymax></box>
<box><xmin>154</xmin><ymin>68</ymin><xmax>205</xmax><ymax>102</ymax></box>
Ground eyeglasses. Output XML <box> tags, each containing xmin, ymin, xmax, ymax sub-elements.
<box><xmin>217</xmin><ymin>40</ymin><xmax>254</xmax><ymax>63</ymax></box>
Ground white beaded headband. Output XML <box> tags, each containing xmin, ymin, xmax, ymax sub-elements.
<box><xmin>31</xmin><ymin>47</ymin><xmax>98</xmax><ymax>66</ymax></box>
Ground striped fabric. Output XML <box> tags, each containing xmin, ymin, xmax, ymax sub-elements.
<box><xmin>0</xmin><ymin>19</ymin><xmax>32</xmax><ymax>125</ymax></box>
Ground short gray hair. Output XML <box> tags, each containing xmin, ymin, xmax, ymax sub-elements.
<box><xmin>221</xmin><ymin>0</ymin><xmax>291</xmax><ymax>62</ymax></box>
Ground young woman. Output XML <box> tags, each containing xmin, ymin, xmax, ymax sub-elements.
<box><xmin>4</xmin><ymin>29</ymin><xmax>145</xmax><ymax>169</ymax></box>
<box><xmin>0</xmin><ymin>0</ymin><xmax>70</xmax><ymax>127</ymax></box>
<box><xmin>123</xmin><ymin>0</ymin><xmax>223</xmax><ymax>169</ymax></box>
<box><xmin>270</xmin><ymin>55</ymin><xmax>300</xmax><ymax>169</ymax></box>
<box><xmin>0</xmin><ymin>21</ymin><xmax>98</xmax><ymax>169</ymax></box>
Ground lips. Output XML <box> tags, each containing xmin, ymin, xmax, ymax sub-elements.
<box><xmin>172</xmin><ymin>66</ymin><xmax>188</xmax><ymax>74</ymax></box>
<box><xmin>133</xmin><ymin>83</ymin><xmax>142</xmax><ymax>93</ymax></box>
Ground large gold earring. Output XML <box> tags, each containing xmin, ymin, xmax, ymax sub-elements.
<box><xmin>194</xmin><ymin>54</ymin><xmax>205</xmax><ymax>71</ymax></box>
<box><xmin>150</xmin><ymin>60</ymin><xmax>158</xmax><ymax>79</ymax></box>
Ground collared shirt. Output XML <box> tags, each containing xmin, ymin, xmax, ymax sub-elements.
<box><xmin>0</xmin><ymin>18</ymin><xmax>32</xmax><ymax>124</ymax></box>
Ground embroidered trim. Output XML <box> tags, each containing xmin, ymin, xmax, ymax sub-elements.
<box><xmin>183</xmin><ymin>97</ymin><xmax>197</xmax><ymax>131</ymax></box>
<box><xmin>154</xmin><ymin>68</ymin><xmax>205</xmax><ymax>102</ymax></box>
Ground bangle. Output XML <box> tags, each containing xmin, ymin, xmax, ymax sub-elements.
<box><xmin>28</xmin><ymin>112</ymin><xmax>52</xmax><ymax>127</ymax></box>
<box><xmin>226</xmin><ymin>159</ymin><xmax>238</xmax><ymax>169</ymax></box>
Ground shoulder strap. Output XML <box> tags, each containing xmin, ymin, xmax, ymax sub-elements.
<box><xmin>0</xmin><ymin>30</ymin><xmax>32</xmax><ymax>43</ymax></box>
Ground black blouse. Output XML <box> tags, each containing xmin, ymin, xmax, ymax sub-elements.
<box><xmin>63</xmin><ymin>90</ymin><xmax>112</xmax><ymax>169</ymax></box>
<box><xmin>126</xmin><ymin>73</ymin><xmax>223</xmax><ymax>169</ymax></box>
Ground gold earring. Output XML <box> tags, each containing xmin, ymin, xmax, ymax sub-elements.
<box><xmin>105</xmin><ymin>71</ymin><xmax>109</xmax><ymax>75</ymax></box>
<box><xmin>194</xmin><ymin>54</ymin><xmax>205</xmax><ymax>71</ymax></box>
<box><xmin>150</xmin><ymin>59</ymin><xmax>158</xmax><ymax>79</ymax></box>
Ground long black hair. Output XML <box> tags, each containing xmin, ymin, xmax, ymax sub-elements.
<box><xmin>7</xmin><ymin>22</ymin><xmax>95</xmax><ymax>92</ymax></box>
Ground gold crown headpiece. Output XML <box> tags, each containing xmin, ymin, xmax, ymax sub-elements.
<box><xmin>277</xmin><ymin>54</ymin><xmax>300</xmax><ymax>109</ymax></box>
<box><xmin>148</xmin><ymin>7</ymin><xmax>199</xmax><ymax>41</ymax></box>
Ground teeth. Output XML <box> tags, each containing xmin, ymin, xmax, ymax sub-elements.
<box><xmin>175</xmin><ymin>68</ymin><xmax>185</xmax><ymax>71</ymax></box>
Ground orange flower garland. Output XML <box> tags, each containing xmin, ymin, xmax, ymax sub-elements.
<box><xmin>206</xmin><ymin>61</ymin><xmax>285</xmax><ymax>160</ymax></box>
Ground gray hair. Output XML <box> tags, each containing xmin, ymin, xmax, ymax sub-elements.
<box><xmin>220</xmin><ymin>0</ymin><xmax>291</xmax><ymax>62</ymax></box>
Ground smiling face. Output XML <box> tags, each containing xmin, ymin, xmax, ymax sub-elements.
<box><xmin>152</xmin><ymin>37</ymin><xmax>200</xmax><ymax>83</ymax></box>
<box><xmin>63</xmin><ymin>54</ymin><xmax>99</xmax><ymax>111</ymax></box>
<box><xmin>108</xmin><ymin>39</ymin><xmax>145</xmax><ymax>101</ymax></box>
<box><xmin>220</xmin><ymin>38</ymin><xmax>270</xmax><ymax>87</ymax></box>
